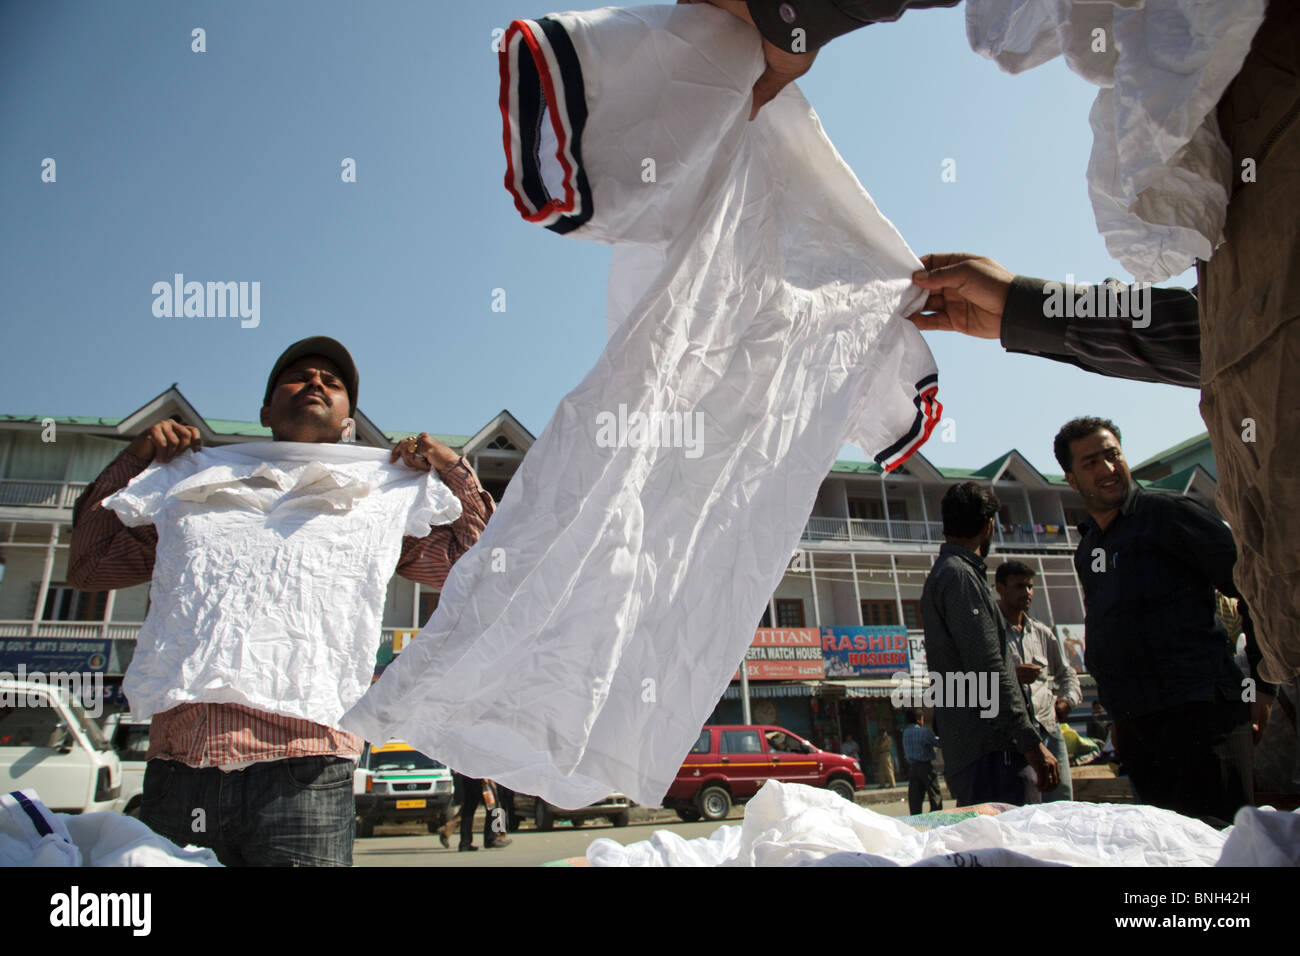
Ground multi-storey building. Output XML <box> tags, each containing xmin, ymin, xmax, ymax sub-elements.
<box><xmin>0</xmin><ymin>388</ymin><xmax>1217</xmax><ymax>785</ymax></box>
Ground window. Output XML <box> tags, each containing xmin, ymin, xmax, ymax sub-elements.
<box><xmin>418</xmin><ymin>592</ymin><xmax>440</xmax><ymax>626</ymax></box>
<box><xmin>0</xmin><ymin>703</ymin><xmax>64</xmax><ymax>748</ymax></box>
<box><xmin>774</xmin><ymin>599</ymin><xmax>804</xmax><ymax>627</ymax></box>
<box><xmin>848</xmin><ymin>498</ymin><xmax>908</xmax><ymax>521</ymax></box>
<box><xmin>761</xmin><ymin>600</ymin><xmax>805</xmax><ymax>628</ymax></box>
<box><xmin>486</xmin><ymin>435</ymin><xmax>517</xmax><ymax>450</ymax></box>
<box><xmin>765</xmin><ymin>730</ymin><xmax>806</xmax><ymax>753</ymax></box>
<box><xmin>41</xmin><ymin>585</ymin><xmax>107</xmax><ymax>622</ymax></box>
<box><xmin>861</xmin><ymin>600</ymin><xmax>899</xmax><ymax>626</ymax></box>
<box><xmin>901</xmin><ymin>600</ymin><xmax>924</xmax><ymax>630</ymax></box>
<box><xmin>690</xmin><ymin>729</ymin><xmax>711</xmax><ymax>754</ymax></box>
<box><xmin>720</xmin><ymin>730</ymin><xmax>763</xmax><ymax>754</ymax></box>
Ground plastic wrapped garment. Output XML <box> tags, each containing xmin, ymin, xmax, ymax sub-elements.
<box><xmin>103</xmin><ymin>442</ymin><xmax>462</xmax><ymax>727</ymax></box>
<box><xmin>1</xmin><ymin>790</ymin><xmax>221</xmax><ymax>866</ymax></box>
<box><xmin>342</xmin><ymin>4</ymin><xmax>940</xmax><ymax>808</ymax></box>
<box><xmin>586</xmin><ymin>780</ymin><xmax>1255</xmax><ymax>866</ymax></box>
<box><xmin>966</xmin><ymin>0</ymin><xmax>1267</xmax><ymax>281</ymax></box>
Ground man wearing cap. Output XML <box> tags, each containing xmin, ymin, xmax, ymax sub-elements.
<box><xmin>68</xmin><ymin>337</ymin><xmax>495</xmax><ymax>866</ymax></box>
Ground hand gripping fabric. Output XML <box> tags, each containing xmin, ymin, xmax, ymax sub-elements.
<box><xmin>103</xmin><ymin>442</ymin><xmax>462</xmax><ymax>727</ymax></box>
<box><xmin>342</xmin><ymin>3</ymin><xmax>940</xmax><ymax>808</ymax></box>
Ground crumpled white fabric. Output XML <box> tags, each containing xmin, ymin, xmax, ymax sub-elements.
<box><xmin>1</xmin><ymin>790</ymin><xmax>221</xmax><ymax>866</ymax></box>
<box><xmin>341</xmin><ymin>4</ymin><xmax>940</xmax><ymax>809</ymax></box>
<box><xmin>104</xmin><ymin>441</ymin><xmax>461</xmax><ymax>726</ymax></box>
<box><xmin>586</xmin><ymin>780</ymin><xmax>1232</xmax><ymax>866</ymax></box>
<box><xmin>1215</xmin><ymin>805</ymin><xmax>1300</xmax><ymax>866</ymax></box>
<box><xmin>966</xmin><ymin>0</ymin><xmax>1266</xmax><ymax>281</ymax></box>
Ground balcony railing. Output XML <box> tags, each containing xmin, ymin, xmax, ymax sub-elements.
<box><xmin>0</xmin><ymin>621</ymin><xmax>144</xmax><ymax>640</ymax></box>
<box><xmin>0</xmin><ymin>479</ymin><xmax>88</xmax><ymax>509</ymax></box>
<box><xmin>801</xmin><ymin>516</ymin><xmax>1079</xmax><ymax>548</ymax></box>
<box><xmin>0</xmin><ymin>621</ymin><xmax>414</xmax><ymax>643</ymax></box>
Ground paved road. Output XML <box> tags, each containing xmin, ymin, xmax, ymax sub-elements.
<box><xmin>355</xmin><ymin>797</ymin><xmax>916</xmax><ymax>867</ymax></box>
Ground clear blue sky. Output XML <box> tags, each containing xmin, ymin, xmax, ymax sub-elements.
<box><xmin>0</xmin><ymin>1</ymin><xmax>1203</xmax><ymax>475</ymax></box>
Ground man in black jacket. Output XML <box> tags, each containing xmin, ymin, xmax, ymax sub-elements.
<box><xmin>1056</xmin><ymin>416</ymin><xmax>1252</xmax><ymax>825</ymax></box>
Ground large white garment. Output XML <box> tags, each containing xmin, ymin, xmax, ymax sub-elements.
<box><xmin>586</xmin><ymin>781</ymin><xmax>1241</xmax><ymax>867</ymax></box>
<box><xmin>966</xmin><ymin>0</ymin><xmax>1267</xmax><ymax>281</ymax></box>
<box><xmin>342</xmin><ymin>4</ymin><xmax>939</xmax><ymax>808</ymax></box>
<box><xmin>103</xmin><ymin>442</ymin><xmax>462</xmax><ymax>726</ymax></box>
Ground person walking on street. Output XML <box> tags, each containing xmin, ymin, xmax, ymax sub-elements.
<box><xmin>902</xmin><ymin>711</ymin><xmax>943</xmax><ymax>814</ymax></box>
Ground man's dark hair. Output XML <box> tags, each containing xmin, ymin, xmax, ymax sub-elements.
<box><xmin>941</xmin><ymin>481</ymin><xmax>1000</xmax><ymax>538</ymax></box>
<box><xmin>904</xmin><ymin>710</ymin><xmax>918</xmax><ymax>724</ymax></box>
<box><xmin>995</xmin><ymin>559</ymin><xmax>1036</xmax><ymax>586</ymax></box>
<box><xmin>1053</xmin><ymin>417</ymin><xmax>1122</xmax><ymax>473</ymax></box>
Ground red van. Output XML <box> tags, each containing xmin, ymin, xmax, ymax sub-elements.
<box><xmin>664</xmin><ymin>725</ymin><xmax>866</xmax><ymax>821</ymax></box>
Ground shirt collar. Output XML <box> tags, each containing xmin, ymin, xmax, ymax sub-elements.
<box><xmin>939</xmin><ymin>540</ymin><xmax>987</xmax><ymax>574</ymax></box>
<box><xmin>1077</xmin><ymin>482</ymin><xmax>1141</xmax><ymax>535</ymax></box>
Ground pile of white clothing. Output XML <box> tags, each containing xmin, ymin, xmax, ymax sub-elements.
<box><xmin>104</xmin><ymin>441</ymin><xmax>461</xmax><ymax>728</ymax></box>
<box><xmin>586</xmin><ymin>780</ymin><xmax>1299</xmax><ymax>867</ymax></box>
<box><xmin>0</xmin><ymin>790</ymin><xmax>221</xmax><ymax>866</ymax></box>
<box><xmin>342</xmin><ymin>4</ymin><xmax>940</xmax><ymax>809</ymax></box>
<box><xmin>966</xmin><ymin>0</ymin><xmax>1267</xmax><ymax>281</ymax></box>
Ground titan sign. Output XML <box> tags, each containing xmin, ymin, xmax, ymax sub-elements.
<box><xmin>732</xmin><ymin>628</ymin><xmax>825</xmax><ymax>680</ymax></box>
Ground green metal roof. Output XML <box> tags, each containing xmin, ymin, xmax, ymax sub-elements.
<box><xmin>970</xmin><ymin>452</ymin><xmax>1013</xmax><ymax>479</ymax></box>
<box><xmin>1132</xmin><ymin>431</ymin><xmax>1211</xmax><ymax>472</ymax></box>
<box><xmin>829</xmin><ymin>460</ymin><xmax>884</xmax><ymax>475</ymax></box>
<box><xmin>0</xmin><ymin>415</ymin><xmax>126</xmax><ymax>426</ymax></box>
<box><xmin>1142</xmin><ymin>464</ymin><xmax>1202</xmax><ymax>491</ymax></box>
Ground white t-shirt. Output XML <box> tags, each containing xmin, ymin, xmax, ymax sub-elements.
<box><xmin>103</xmin><ymin>441</ymin><xmax>462</xmax><ymax>727</ymax></box>
<box><xmin>343</xmin><ymin>4</ymin><xmax>940</xmax><ymax>808</ymax></box>
<box><xmin>966</xmin><ymin>0</ymin><xmax>1267</xmax><ymax>281</ymax></box>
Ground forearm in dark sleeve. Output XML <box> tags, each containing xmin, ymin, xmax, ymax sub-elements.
<box><xmin>746</xmin><ymin>0</ymin><xmax>960</xmax><ymax>51</ymax></box>
<box><xmin>1001</xmin><ymin>276</ymin><xmax>1200</xmax><ymax>388</ymax></box>
<box><xmin>68</xmin><ymin>450</ymin><xmax>157</xmax><ymax>590</ymax></box>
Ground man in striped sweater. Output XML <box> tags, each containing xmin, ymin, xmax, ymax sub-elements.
<box><xmin>68</xmin><ymin>337</ymin><xmax>494</xmax><ymax>866</ymax></box>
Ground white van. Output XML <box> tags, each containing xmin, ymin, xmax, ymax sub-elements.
<box><xmin>0</xmin><ymin>679</ymin><xmax>121</xmax><ymax>813</ymax></box>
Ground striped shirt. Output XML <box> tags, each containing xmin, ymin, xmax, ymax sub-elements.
<box><xmin>1002</xmin><ymin>276</ymin><xmax>1200</xmax><ymax>388</ymax></box>
<box><xmin>69</xmin><ymin>447</ymin><xmax>494</xmax><ymax>768</ymax></box>
<box><xmin>902</xmin><ymin>723</ymin><xmax>939</xmax><ymax>762</ymax></box>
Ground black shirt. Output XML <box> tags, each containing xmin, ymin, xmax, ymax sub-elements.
<box><xmin>1074</xmin><ymin>485</ymin><xmax>1243</xmax><ymax>719</ymax></box>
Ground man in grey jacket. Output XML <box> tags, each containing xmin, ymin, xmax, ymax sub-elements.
<box><xmin>921</xmin><ymin>482</ymin><xmax>1058</xmax><ymax>806</ymax></box>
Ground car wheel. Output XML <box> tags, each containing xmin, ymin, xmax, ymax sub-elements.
<box><xmin>610</xmin><ymin>811</ymin><xmax>630</xmax><ymax>827</ymax></box>
<box><xmin>675</xmin><ymin>807</ymin><xmax>702</xmax><ymax>823</ymax></box>
<box><xmin>357</xmin><ymin>818</ymin><xmax>375</xmax><ymax>839</ymax></box>
<box><xmin>827</xmin><ymin>777</ymin><xmax>856</xmax><ymax>801</ymax></box>
<box><xmin>569</xmin><ymin>816</ymin><xmax>584</xmax><ymax>828</ymax></box>
<box><xmin>535</xmin><ymin>801</ymin><xmax>555</xmax><ymax>831</ymax></box>
<box><xmin>697</xmin><ymin>786</ymin><xmax>731</xmax><ymax>821</ymax></box>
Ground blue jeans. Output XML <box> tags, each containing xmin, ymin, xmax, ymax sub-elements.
<box><xmin>140</xmin><ymin>756</ymin><xmax>356</xmax><ymax>866</ymax></box>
